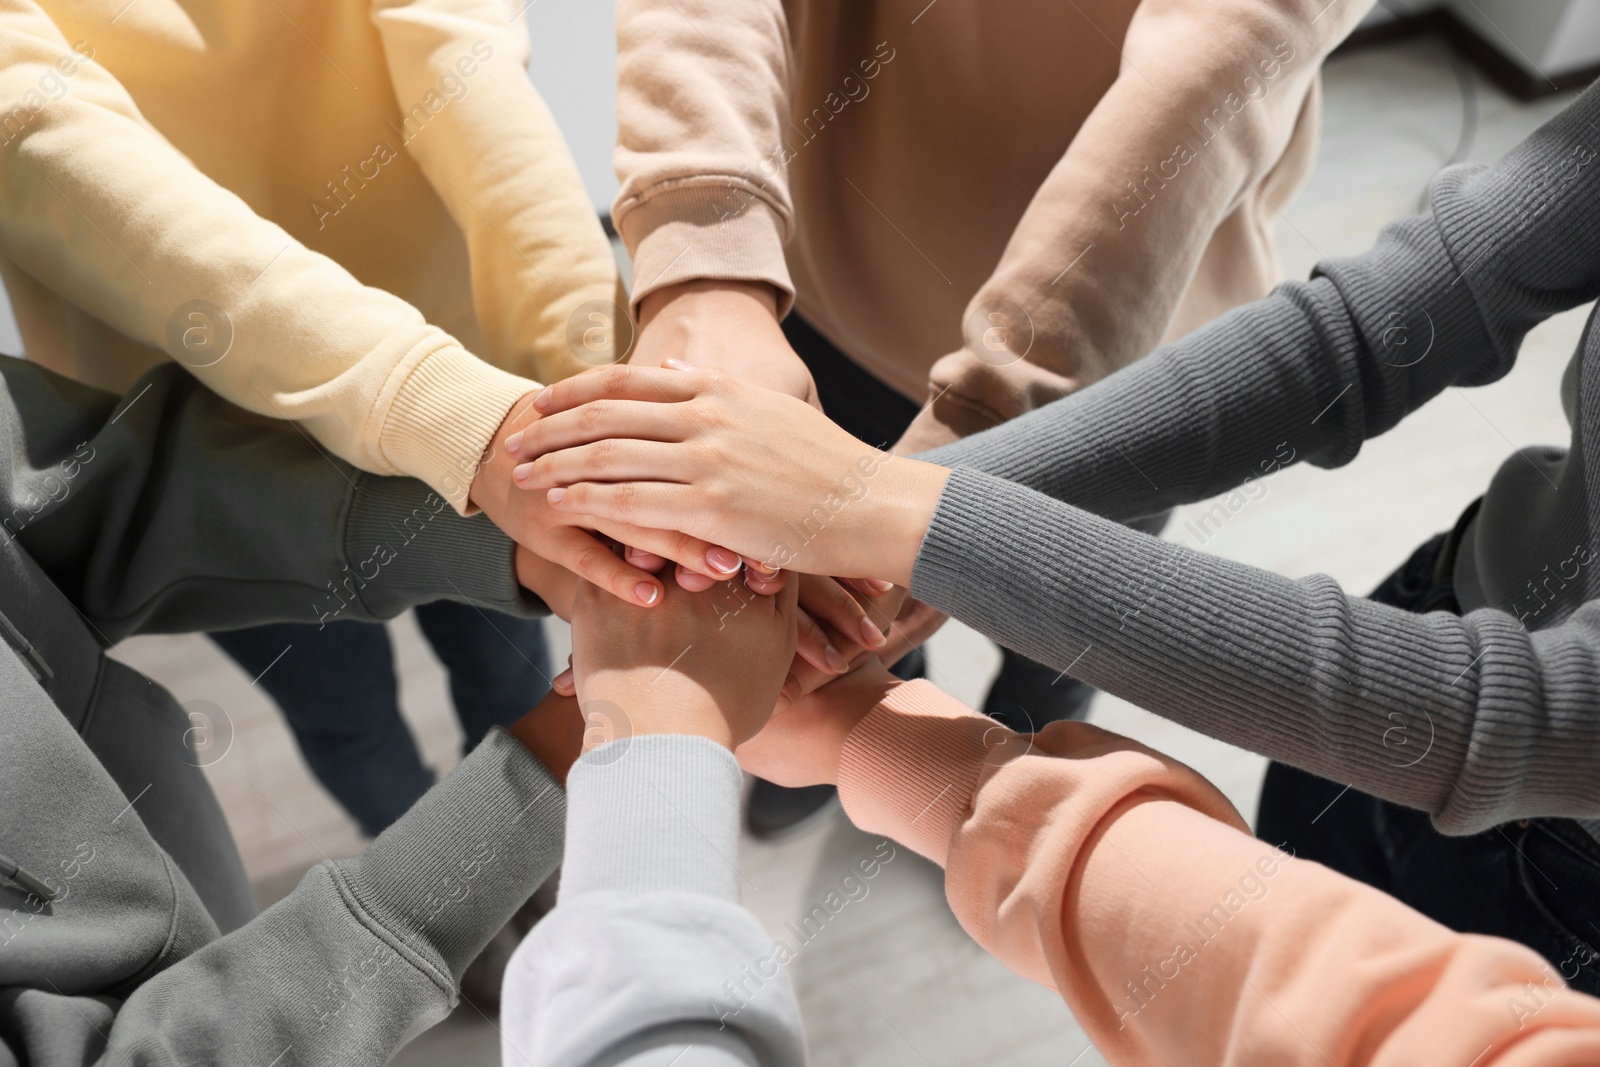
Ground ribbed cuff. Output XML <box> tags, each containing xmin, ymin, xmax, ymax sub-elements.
<box><xmin>837</xmin><ymin>679</ymin><xmax>1002</xmax><ymax>867</ymax></box>
<box><xmin>335</xmin><ymin>729</ymin><xmax>567</xmax><ymax>983</ymax></box>
<box><xmin>560</xmin><ymin>734</ymin><xmax>744</xmax><ymax>902</ymax></box>
<box><xmin>378</xmin><ymin>344</ymin><xmax>537</xmax><ymax>513</ymax></box>
<box><xmin>615</xmin><ymin>182</ymin><xmax>795</xmax><ymax>320</ymax></box>
<box><xmin>341</xmin><ymin>471</ymin><xmax>543</xmax><ymax>620</ymax></box>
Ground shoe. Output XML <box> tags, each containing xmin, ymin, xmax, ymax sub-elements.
<box><xmin>745</xmin><ymin>779</ymin><xmax>840</xmax><ymax>840</ymax></box>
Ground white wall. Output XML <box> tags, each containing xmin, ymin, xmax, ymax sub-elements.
<box><xmin>523</xmin><ymin>0</ymin><xmax>619</xmax><ymax>214</ymax></box>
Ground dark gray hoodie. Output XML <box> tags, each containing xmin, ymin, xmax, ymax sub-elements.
<box><xmin>0</xmin><ymin>361</ymin><xmax>566</xmax><ymax>1066</ymax></box>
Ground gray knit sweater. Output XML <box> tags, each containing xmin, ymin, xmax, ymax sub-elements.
<box><xmin>918</xmin><ymin>79</ymin><xmax>1600</xmax><ymax>837</ymax></box>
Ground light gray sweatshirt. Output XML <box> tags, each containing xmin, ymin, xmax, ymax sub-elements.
<box><xmin>503</xmin><ymin>735</ymin><xmax>806</xmax><ymax>1066</ymax></box>
<box><xmin>917</xmin><ymin>78</ymin><xmax>1600</xmax><ymax>837</ymax></box>
<box><xmin>0</xmin><ymin>362</ymin><xmax>566</xmax><ymax>1065</ymax></box>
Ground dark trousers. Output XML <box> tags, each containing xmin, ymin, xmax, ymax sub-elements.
<box><xmin>782</xmin><ymin>314</ymin><xmax>1093</xmax><ymax>727</ymax></box>
<box><xmin>1256</xmin><ymin>518</ymin><xmax>1600</xmax><ymax>995</ymax></box>
<box><xmin>212</xmin><ymin>601</ymin><xmax>550</xmax><ymax>838</ymax></box>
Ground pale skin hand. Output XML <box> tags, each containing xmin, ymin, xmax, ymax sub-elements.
<box><xmin>569</xmin><ymin>565</ymin><xmax>799</xmax><ymax>751</ymax></box>
<box><xmin>505</xmin><ymin>366</ymin><xmax>952</xmax><ymax>583</ymax></box>
<box><xmin>469</xmin><ymin>390</ymin><xmax>745</xmax><ymax>606</ymax></box>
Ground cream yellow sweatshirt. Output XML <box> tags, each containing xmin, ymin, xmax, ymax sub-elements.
<box><xmin>0</xmin><ymin>0</ymin><xmax>624</xmax><ymax>509</ymax></box>
<box><xmin>615</xmin><ymin>0</ymin><xmax>1374</xmax><ymax>452</ymax></box>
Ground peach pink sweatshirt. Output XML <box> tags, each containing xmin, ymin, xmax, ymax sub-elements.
<box><xmin>614</xmin><ymin>0</ymin><xmax>1375</xmax><ymax>452</ymax></box>
<box><xmin>842</xmin><ymin>681</ymin><xmax>1600</xmax><ymax>1065</ymax></box>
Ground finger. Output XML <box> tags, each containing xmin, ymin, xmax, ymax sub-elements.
<box><xmin>675</xmin><ymin>565</ymin><xmax>717</xmax><ymax>593</ymax></box>
<box><xmin>515</xmin><ymin>403</ymin><xmax>695</xmax><ymax>462</ymax></box>
<box><xmin>545</xmin><ymin>482</ymin><xmax>698</xmax><ymax>539</ymax></box>
<box><xmin>546</xmin><ymin>525</ymin><xmax>663</xmax><ymax>607</ymax></box>
<box><xmin>800</xmin><ymin>575</ymin><xmax>886</xmax><ymax>653</ymax></box>
<box><xmin>794</xmin><ymin>609</ymin><xmax>849</xmax><ymax>676</ymax></box>
<box><xmin>625</xmin><ymin>544</ymin><xmax>668</xmax><ymax>573</ymax></box>
<box><xmin>530</xmin><ymin>364</ymin><xmax>711</xmax><ymax>418</ymax></box>
<box><xmin>552</xmin><ymin>666</ymin><xmax>575</xmax><ymax>697</ymax></box>
<box><xmin>846</xmin><ymin>577</ymin><xmax>896</xmax><ymax>597</ymax></box>
<box><xmin>591</xmin><ymin>521</ymin><xmax>741</xmax><ymax>582</ymax></box>
<box><xmin>745</xmin><ymin>568</ymin><xmax>787</xmax><ymax>597</ymax></box>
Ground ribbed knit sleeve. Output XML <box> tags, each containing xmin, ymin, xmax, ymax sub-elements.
<box><xmin>913</xmin><ymin>466</ymin><xmax>1600</xmax><ymax>833</ymax></box>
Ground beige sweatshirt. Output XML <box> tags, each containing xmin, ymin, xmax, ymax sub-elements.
<box><xmin>614</xmin><ymin>0</ymin><xmax>1373</xmax><ymax>452</ymax></box>
<box><xmin>0</xmin><ymin>0</ymin><xmax>624</xmax><ymax>509</ymax></box>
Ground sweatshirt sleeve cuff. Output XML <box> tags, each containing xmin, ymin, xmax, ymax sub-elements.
<box><xmin>615</xmin><ymin>183</ymin><xmax>795</xmax><ymax>320</ymax></box>
<box><xmin>378</xmin><ymin>344</ymin><xmax>537</xmax><ymax>514</ymax></box>
<box><xmin>837</xmin><ymin>679</ymin><xmax>1004</xmax><ymax>867</ymax></box>
<box><xmin>559</xmin><ymin>734</ymin><xmax>745</xmax><ymax>901</ymax></box>
<box><xmin>334</xmin><ymin>728</ymin><xmax>567</xmax><ymax>983</ymax></box>
<box><xmin>341</xmin><ymin>471</ymin><xmax>546</xmax><ymax>621</ymax></box>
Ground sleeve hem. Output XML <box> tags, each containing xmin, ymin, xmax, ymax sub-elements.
<box><xmin>378</xmin><ymin>345</ymin><xmax>537</xmax><ymax>513</ymax></box>
<box><xmin>615</xmin><ymin>183</ymin><xmax>795</xmax><ymax>320</ymax></box>
<box><xmin>836</xmin><ymin>679</ymin><xmax>1002</xmax><ymax>866</ymax></box>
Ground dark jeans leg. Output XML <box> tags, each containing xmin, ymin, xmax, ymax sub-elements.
<box><xmin>211</xmin><ymin>620</ymin><xmax>433</xmax><ymax>838</ymax></box>
<box><xmin>414</xmin><ymin>601</ymin><xmax>552</xmax><ymax>751</ymax></box>
<box><xmin>1256</xmin><ymin>523</ymin><xmax>1600</xmax><ymax>994</ymax></box>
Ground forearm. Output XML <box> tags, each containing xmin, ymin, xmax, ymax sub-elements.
<box><xmin>913</xmin><ymin>468</ymin><xmax>1600</xmax><ymax>833</ymax></box>
<box><xmin>613</xmin><ymin>0</ymin><xmax>794</xmax><ymax>318</ymax></box>
<box><xmin>837</xmin><ymin>681</ymin><xmax>1600</xmax><ymax>1066</ymax></box>
<box><xmin>0</xmin><ymin>2</ymin><xmax>528</xmax><ymax>506</ymax></box>
<box><xmin>502</xmin><ymin>735</ymin><xmax>806</xmax><ymax>1066</ymax></box>
<box><xmin>370</xmin><ymin>0</ymin><xmax>626</xmax><ymax>381</ymax></box>
<box><xmin>897</xmin><ymin>0</ymin><xmax>1369</xmax><ymax>452</ymax></box>
<box><xmin>104</xmin><ymin>729</ymin><xmax>565</xmax><ymax>1064</ymax></box>
<box><xmin>4</xmin><ymin>363</ymin><xmax>539</xmax><ymax>640</ymax></box>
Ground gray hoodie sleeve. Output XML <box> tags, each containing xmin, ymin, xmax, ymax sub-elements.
<box><xmin>910</xmin><ymin>83</ymin><xmax>1600</xmax><ymax>834</ymax></box>
<box><xmin>502</xmin><ymin>735</ymin><xmax>807</xmax><ymax>1067</ymax></box>
<box><xmin>0</xmin><ymin>359</ymin><xmax>542</xmax><ymax>642</ymax></box>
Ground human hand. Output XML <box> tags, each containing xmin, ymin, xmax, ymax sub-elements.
<box><xmin>569</xmin><ymin>564</ymin><xmax>799</xmax><ymax>750</ymax></box>
<box><xmin>735</xmin><ymin>658</ymin><xmax>900</xmax><ymax>788</ymax></box>
<box><xmin>470</xmin><ymin>390</ymin><xmax>747</xmax><ymax>607</ymax></box>
<box><xmin>507</xmin><ymin>366</ymin><xmax>951</xmax><ymax>582</ymax></box>
<box><xmin>636</xmin><ymin>280</ymin><xmax>817</xmax><ymax>406</ymax></box>
<box><xmin>513</xmin><ymin>546</ymin><xmax>578</xmax><ymax>621</ymax></box>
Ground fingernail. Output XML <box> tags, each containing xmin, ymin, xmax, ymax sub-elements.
<box><xmin>514</xmin><ymin>462</ymin><xmax>535</xmax><ymax>485</ymax></box>
<box><xmin>749</xmin><ymin>559</ymin><xmax>779</xmax><ymax>577</ymax></box>
<box><xmin>663</xmin><ymin>357</ymin><xmax>694</xmax><ymax>371</ymax></box>
<box><xmin>865</xmin><ymin>578</ymin><xmax>895</xmax><ymax>594</ymax></box>
<box><xmin>553</xmin><ymin>668</ymin><xmax>574</xmax><ymax>692</ymax></box>
<box><xmin>706</xmin><ymin>547</ymin><xmax>741</xmax><ymax>575</ymax></box>
<box><xmin>824</xmin><ymin>644</ymin><xmax>849</xmax><ymax>674</ymax></box>
<box><xmin>860</xmin><ymin>617</ymin><xmax>887</xmax><ymax>648</ymax></box>
<box><xmin>635</xmin><ymin>582</ymin><xmax>660</xmax><ymax>605</ymax></box>
<box><xmin>547</xmin><ymin>486</ymin><xmax>566</xmax><ymax>503</ymax></box>
<box><xmin>533</xmin><ymin>386</ymin><xmax>554</xmax><ymax>411</ymax></box>
<box><xmin>505</xmin><ymin>430</ymin><xmax>523</xmax><ymax>454</ymax></box>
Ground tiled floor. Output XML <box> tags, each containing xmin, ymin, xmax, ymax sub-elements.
<box><xmin>105</xmin><ymin>34</ymin><xmax>1588</xmax><ymax>1067</ymax></box>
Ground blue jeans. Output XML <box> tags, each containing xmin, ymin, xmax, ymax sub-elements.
<box><xmin>1256</xmin><ymin>507</ymin><xmax>1600</xmax><ymax>995</ymax></box>
<box><xmin>211</xmin><ymin>601</ymin><xmax>550</xmax><ymax>837</ymax></box>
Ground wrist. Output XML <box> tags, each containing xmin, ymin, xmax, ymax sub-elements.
<box><xmin>854</xmin><ymin>458</ymin><xmax>950</xmax><ymax>586</ymax></box>
<box><xmin>582</xmin><ymin>677</ymin><xmax>737</xmax><ymax>751</ymax></box>
<box><xmin>468</xmin><ymin>391</ymin><xmax>540</xmax><ymax>517</ymax></box>
<box><xmin>638</xmin><ymin>279</ymin><xmax>779</xmax><ymax>329</ymax></box>
<box><xmin>509</xmin><ymin>691</ymin><xmax>584</xmax><ymax>786</ymax></box>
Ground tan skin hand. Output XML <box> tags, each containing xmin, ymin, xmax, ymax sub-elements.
<box><xmin>569</xmin><ymin>567</ymin><xmax>799</xmax><ymax>751</ymax></box>
<box><xmin>636</xmin><ymin>280</ymin><xmax>819</xmax><ymax>406</ymax></box>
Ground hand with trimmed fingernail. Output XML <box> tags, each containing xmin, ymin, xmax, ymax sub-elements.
<box><xmin>468</xmin><ymin>389</ymin><xmax>748</xmax><ymax>607</ymax></box>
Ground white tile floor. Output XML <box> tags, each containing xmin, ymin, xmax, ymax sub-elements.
<box><xmin>107</xmin><ymin>34</ymin><xmax>1589</xmax><ymax>1066</ymax></box>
